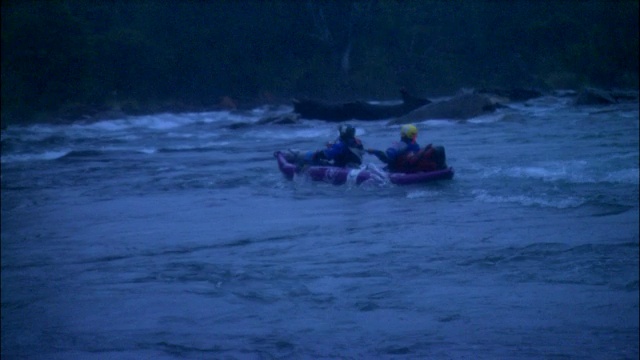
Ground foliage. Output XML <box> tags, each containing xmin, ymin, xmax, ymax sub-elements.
<box><xmin>1</xmin><ymin>0</ymin><xmax>638</xmax><ymax>124</ymax></box>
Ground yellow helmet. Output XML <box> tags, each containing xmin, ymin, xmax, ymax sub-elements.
<box><xmin>401</xmin><ymin>124</ymin><xmax>418</xmax><ymax>139</ymax></box>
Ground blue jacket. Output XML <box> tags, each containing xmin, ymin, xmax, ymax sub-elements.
<box><xmin>321</xmin><ymin>137</ymin><xmax>364</xmax><ymax>167</ymax></box>
<box><xmin>304</xmin><ymin>137</ymin><xmax>364</xmax><ymax>167</ymax></box>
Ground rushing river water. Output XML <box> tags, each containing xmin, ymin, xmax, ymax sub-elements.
<box><xmin>2</xmin><ymin>95</ymin><xmax>638</xmax><ymax>359</ymax></box>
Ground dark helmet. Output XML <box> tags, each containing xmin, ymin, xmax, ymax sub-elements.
<box><xmin>339</xmin><ymin>124</ymin><xmax>356</xmax><ymax>140</ymax></box>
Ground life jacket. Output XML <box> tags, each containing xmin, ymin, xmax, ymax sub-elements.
<box><xmin>333</xmin><ymin>137</ymin><xmax>364</xmax><ymax>167</ymax></box>
<box><xmin>391</xmin><ymin>144</ymin><xmax>447</xmax><ymax>173</ymax></box>
<box><xmin>387</xmin><ymin>140</ymin><xmax>418</xmax><ymax>172</ymax></box>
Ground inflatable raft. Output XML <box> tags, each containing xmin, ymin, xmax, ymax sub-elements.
<box><xmin>274</xmin><ymin>151</ymin><xmax>454</xmax><ymax>185</ymax></box>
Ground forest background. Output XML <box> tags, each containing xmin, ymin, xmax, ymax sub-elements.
<box><xmin>1</xmin><ymin>0</ymin><xmax>638</xmax><ymax>125</ymax></box>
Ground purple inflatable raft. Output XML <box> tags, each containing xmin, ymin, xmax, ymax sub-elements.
<box><xmin>274</xmin><ymin>151</ymin><xmax>454</xmax><ymax>185</ymax></box>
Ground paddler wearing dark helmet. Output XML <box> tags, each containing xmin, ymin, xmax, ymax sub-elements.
<box><xmin>304</xmin><ymin>124</ymin><xmax>365</xmax><ymax>168</ymax></box>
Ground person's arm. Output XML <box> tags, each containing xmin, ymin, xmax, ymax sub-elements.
<box><xmin>366</xmin><ymin>148</ymin><xmax>390</xmax><ymax>164</ymax></box>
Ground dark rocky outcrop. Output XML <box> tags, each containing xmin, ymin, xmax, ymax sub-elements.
<box><xmin>574</xmin><ymin>87</ymin><xmax>639</xmax><ymax>106</ymax></box>
<box><xmin>575</xmin><ymin>87</ymin><xmax>618</xmax><ymax>105</ymax></box>
<box><xmin>388</xmin><ymin>93</ymin><xmax>498</xmax><ymax>125</ymax></box>
<box><xmin>292</xmin><ymin>89</ymin><xmax>431</xmax><ymax>121</ymax></box>
<box><xmin>477</xmin><ymin>88</ymin><xmax>543</xmax><ymax>102</ymax></box>
<box><xmin>399</xmin><ymin>87</ymin><xmax>432</xmax><ymax>109</ymax></box>
<box><xmin>227</xmin><ymin>112</ymin><xmax>301</xmax><ymax>129</ymax></box>
<box><xmin>609</xmin><ymin>89</ymin><xmax>639</xmax><ymax>102</ymax></box>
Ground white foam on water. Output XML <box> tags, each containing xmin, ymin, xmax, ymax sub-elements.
<box><xmin>415</xmin><ymin>119</ymin><xmax>458</xmax><ymax>127</ymax></box>
<box><xmin>406</xmin><ymin>190</ymin><xmax>439</xmax><ymax>199</ymax></box>
<box><xmin>472</xmin><ymin>189</ymin><xmax>586</xmax><ymax>209</ymax></box>
<box><xmin>604</xmin><ymin>168</ymin><xmax>639</xmax><ymax>184</ymax></box>
<box><xmin>466</xmin><ymin>113</ymin><xmax>505</xmax><ymax>124</ymax></box>
<box><xmin>1</xmin><ymin>149</ymin><xmax>72</xmax><ymax>163</ymax></box>
<box><xmin>345</xmin><ymin>168</ymin><xmax>364</xmax><ymax>186</ymax></box>
<box><xmin>246</xmin><ymin>128</ymin><xmax>329</xmax><ymax>140</ymax></box>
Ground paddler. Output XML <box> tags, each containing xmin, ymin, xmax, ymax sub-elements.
<box><xmin>303</xmin><ymin>124</ymin><xmax>365</xmax><ymax>168</ymax></box>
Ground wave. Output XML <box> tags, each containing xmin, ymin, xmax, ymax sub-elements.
<box><xmin>0</xmin><ymin>140</ymin><xmax>240</xmax><ymax>163</ymax></box>
<box><xmin>72</xmin><ymin>111</ymin><xmax>244</xmax><ymax>132</ymax></box>
<box><xmin>415</xmin><ymin>119</ymin><xmax>460</xmax><ymax>126</ymax></box>
<box><xmin>2</xmin><ymin>110</ymin><xmax>264</xmax><ymax>141</ymax></box>
<box><xmin>244</xmin><ymin>128</ymin><xmax>329</xmax><ymax>140</ymax></box>
<box><xmin>156</xmin><ymin>141</ymin><xmax>231</xmax><ymax>153</ymax></box>
<box><xmin>477</xmin><ymin>161</ymin><xmax>639</xmax><ymax>185</ymax></box>
<box><xmin>2</xmin><ymin>148</ymin><xmax>155</xmax><ymax>163</ymax></box>
<box><xmin>472</xmin><ymin>189</ymin><xmax>586</xmax><ymax>208</ymax></box>
<box><xmin>59</xmin><ymin>150</ymin><xmax>107</xmax><ymax>158</ymax></box>
<box><xmin>515</xmin><ymin>165</ymin><xmax>638</xmax><ymax>185</ymax></box>
<box><xmin>466</xmin><ymin>113</ymin><xmax>506</xmax><ymax>124</ymax></box>
<box><xmin>603</xmin><ymin>168</ymin><xmax>639</xmax><ymax>184</ymax></box>
<box><xmin>1</xmin><ymin>149</ymin><xmax>73</xmax><ymax>163</ymax></box>
<box><xmin>504</xmin><ymin>164</ymin><xmax>596</xmax><ymax>183</ymax></box>
<box><xmin>458</xmin><ymin>240</ymin><xmax>638</xmax><ymax>270</ymax></box>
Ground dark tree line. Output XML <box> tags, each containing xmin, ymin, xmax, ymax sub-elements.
<box><xmin>1</xmin><ymin>0</ymin><xmax>638</xmax><ymax>124</ymax></box>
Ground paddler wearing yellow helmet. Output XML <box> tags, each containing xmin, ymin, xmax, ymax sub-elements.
<box><xmin>400</xmin><ymin>124</ymin><xmax>418</xmax><ymax>141</ymax></box>
<box><xmin>366</xmin><ymin>123</ymin><xmax>421</xmax><ymax>172</ymax></box>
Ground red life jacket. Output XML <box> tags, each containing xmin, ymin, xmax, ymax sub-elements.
<box><xmin>393</xmin><ymin>144</ymin><xmax>438</xmax><ymax>173</ymax></box>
